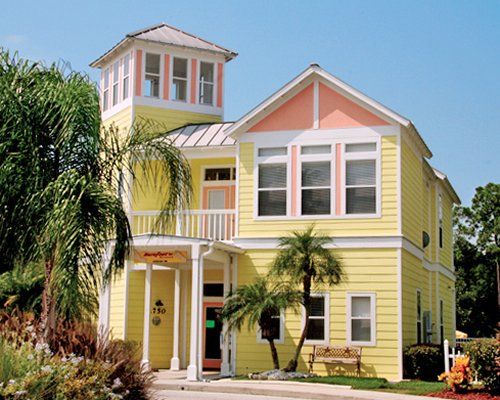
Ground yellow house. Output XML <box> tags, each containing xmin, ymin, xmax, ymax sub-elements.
<box><xmin>91</xmin><ymin>23</ymin><xmax>460</xmax><ymax>381</ymax></box>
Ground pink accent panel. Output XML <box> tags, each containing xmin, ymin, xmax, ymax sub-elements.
<box><xmin>335</xmin><ymin>144</ymin><xmax>342</xmax><ymax>216</ymax></box>
<box><xmin>291</xmin><ymin>145</ymin><xmax>297</xmax><ymax>216</ymax></box>
<box><xmin>163</xmin><ymin>54</ymin><xmax>170</xmax><ymax>100</ymax></box>
<box><xmin>217</xmin><ymin>63</ymin><xmax>224</xmax><ymax>108</ymax></box>
<box><xmin>190</xmin><ymin>59</ymin><xmax>197</xmax><ymax>104</ymax></box>
<box><xmin>319</xmin><ymin>83</ymin><xmax>389</xmax><ymax>128</ymax></box>
<box><xmin>248</xmin><ymin>84</ymin><xmax>314</xmax><ymax>132</ymax></box>
<box><xmin>135</xmin><ymin>49</ymin><xmax>143</xmax><ymax>96</ymax></box>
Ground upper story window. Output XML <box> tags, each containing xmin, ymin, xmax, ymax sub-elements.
<box><xmin>145</xmin><ymin>53</ymin><xmax>160</xmax><ymax>98</ymax></box>
<box><xmin>172</xmin><ymin>57</ymin><xmax>188</xmax><ymax>102</ymax></box>
<box><xmin>438</xmin><ymin>194</ymin><xmax>443</xmax><ymax>248</ymax></box>
<box><xmin>112</xmin><ymin>61</ymin><xmax>119</xmax><ymax>106</ymax></box>
<box><xmin>300</xmin><ymin>145</ymin><xmax>332</xmax><ymax>215</ymax></box>
<box><xmin>257</xmin><ymin>147</ymin><xmax>288</xmax><ymax>216</ymax></box>
<box><xmin>345</xmin><ymin>143</ymin><xmax>377</xmax><ymax>214</ymax></box>
<box><xmin>102</xmin><ymin>68</ymin><xmax>110</xmax><ymax>111</ymax></box>
<box><xmin>122</xmin><ymin>54</ymin><xmax>130</xmax><ymax>100</ymax></box>
<box><xmin>199</xmin><ymin>62</ymin><xmax>214</xmax><ymax>105</ymax></box>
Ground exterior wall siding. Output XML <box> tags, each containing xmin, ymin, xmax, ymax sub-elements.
<box><xmin>235</xmin><ymin>248</ymin><xmax>400</xmax><ymax>380</ymax></box>
<box><xmin>102</xmin><ymin>106</ymin><xmax>132</xmax><ymax>132</ymax></box>
<box><xmin>401</xmin><ymin>139</ymin><xmax>423</xmax><ymax>247</ymax></box>
<box><xmin>237</xmin><ymin>136</ymin><xmax>398</xmax><ymax>238</ymax></box>
<box><xmin>109</xmin><ymin>272</ymin><xmax>126</xmax><ymax>339</ymax></box>
<box><xmin>135</xmin><ymin>105</ymin><xmax>221</xmax><ymax>132</ymax></box>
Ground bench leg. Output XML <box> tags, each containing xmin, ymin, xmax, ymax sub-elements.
<box><xmin>357</xmin><ymin>362</ymin><xmax>360</xmax><ymax>377</ymax></box>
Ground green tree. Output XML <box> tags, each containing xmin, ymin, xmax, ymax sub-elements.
<box><xmin>454</xmin><ymin>183</ymin><xmax>499</xmax><ymax>336</ymax></box>
<box><xmin>0</xmin><ymin>51</ymin><xmax>192</xmax><ymax>340</ymax></box>
<box><xmin>221</xmin><ymin>278</ymin><xmax>301</xmax><ymax>370</ymax></box>
<box><xmin>270</xmin><ymin>225</ymin><xmax>344</xmax><ymax>372</ymax></box>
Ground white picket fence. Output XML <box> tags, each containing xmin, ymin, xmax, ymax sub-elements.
<box><xmin>443</xmin><ymin>339</ymin><xmax>479</xmax><ymax>383</ymax></box>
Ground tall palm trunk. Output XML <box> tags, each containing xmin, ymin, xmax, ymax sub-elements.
<box><xmin>41</xmin><ymin>257</ymin><xmax>56</xmax><ymax>343</ymax></box>
<box><xmin>267</xmin><ymin>338</ymin><xmax>280</xmax><ymax>370</ymax></box>
<box><xmin>284</xmin><ymin>274</ymin><xmax>312</xmax><ymax>372</ymax></box>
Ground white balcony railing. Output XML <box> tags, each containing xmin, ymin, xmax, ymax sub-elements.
<box><xmin>131</xmin><ymin>210</ymin><xmax>236</xmax><ymax>242</ymax></box>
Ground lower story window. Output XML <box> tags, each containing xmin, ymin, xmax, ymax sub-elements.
<box><xmin>347</xmin><ymin>293</ymin><xmax>376</xmax><ymax>346</ymax></box>
<box><xmin>258</xmin><ymin>310</ymin><xmax>284</xmax><ymax>344</ymax></box>
<box><xmin>305</xmin><ymin>294</ymin><xmax>329</xmax><ymax>343</ymax></box>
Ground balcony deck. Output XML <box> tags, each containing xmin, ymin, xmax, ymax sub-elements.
<box><xmin>131</xmin><ymin>209</ymin><xmax>236</xmax><ymax>242</ymax></box>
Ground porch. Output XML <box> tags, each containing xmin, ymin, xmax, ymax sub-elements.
<box><xmin>98</xmin><ymin>231</ymin><xmax>243</xmax><ymax>382</ymax></box>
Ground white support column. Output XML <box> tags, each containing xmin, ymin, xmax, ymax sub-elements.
<box><xmin>230</xmin><ymin>255</ymin><xmax>238</xmax><ymax>375</ymax></box>
<box><xmin>187</xmin><ymin>245</ymin><xmax>201</xmax><ymax>381</ymax></box>
<box><xmin>170</xmin><ymin>268</ymin><xmax>181</xmax><ymax>370</ymax></box>
<box><xmin>220</xmin><ymin>255</ymin><xmax>231</xmax><ymax>376</ymax></box>
<box><xmin>141</xmin><ymin>263</ymin><xmax>153</xmax><ymax>370</ymax></box>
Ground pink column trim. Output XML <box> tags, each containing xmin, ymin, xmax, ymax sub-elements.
<box><xmin>190</xmin><ymin>59</ymin><xmax>197</xmax><ymax>104</ymax></box>
<box><xmin>291</xmin><ymin>145</ymin><xmax>298</xmax><ymax>216</ymax></box>
<box><xmin>135</xmin><ymin>49</ymin><xmax>143</xmax><ymax>97</ymax></box>
<box><xmin>217</xmin><ymin>63</ymin><xmax>223</xmax><ymax>108</ymax></box>
<box><xmin>163</xmin><ymin>54</ymin><xmax>170</xmax><ymax>100</ymax></box>
<box><xmin>335</xmin><ymin>144</ymin><xmax>342</xmax><ymax>216</ymax></box>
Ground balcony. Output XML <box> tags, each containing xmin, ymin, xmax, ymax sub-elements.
<box><xmin>131</xmin><ymin>210</ymin><xmax>236</xmax><ymax>242</ymax></box>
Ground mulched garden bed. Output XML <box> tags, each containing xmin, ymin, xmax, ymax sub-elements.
<box><xmin>427</xmin><ymin>389</ymin><xmax>500</xmax><ymax>400</ymax></box>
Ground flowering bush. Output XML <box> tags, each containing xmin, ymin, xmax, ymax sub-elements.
<box><xmin>438</xmin><ymin>355</ymin><xmax>473</xmax><ymax>393</ymax></box>
<box><xmin>465</xmin><ymin>339</ymin><xmax>500</xmax><ymax>394</ymax></box>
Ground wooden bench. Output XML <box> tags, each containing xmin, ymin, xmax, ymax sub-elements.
<box><xmin>308</xmin><ymin>345</ymin><xmax>362</xmax><ymax>376</ymax></box>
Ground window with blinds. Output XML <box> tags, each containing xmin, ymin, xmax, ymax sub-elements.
<box><xmin>257</xmin><ymin>147</ymin><xmax>288</xmax><ymax>216</ymax></box>
<box><xmin>300</xmin><ymin>145</ymin><xmax>332</xmax><ymax>215</ymax></box>
<box><xmin>345</xmin><ymin>143</ymin><xmax>377</xmax><ymax>214</ymax></box>
<box><xmin>347</xmin><ymin>293</ymin><xmax>376</xmax><ymax>346</ymax></box>
<box><xmin>306</xmin><ymin>295</ymin><xmax>326</xmax><ymax>341</ymax></box>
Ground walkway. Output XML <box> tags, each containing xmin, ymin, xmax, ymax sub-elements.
<box><xmin>152</xmin><ymin>370</ymin><xmax>447</xmax><ymax>400</ymax></box>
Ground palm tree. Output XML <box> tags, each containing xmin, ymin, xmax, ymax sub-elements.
<box><xmin>270</xmin><ymin>225</ymin><xmax>344</xmax><ymax>372</ymax></box>
<box><xmin>0</xmin><ymin>51</ymin><xmax>191</xmax><ymax>341</ymax></box>
<box><xmin>221</xmin><ymin>278</ymin><xmax>301</xmax><ymax>370</ymax></box>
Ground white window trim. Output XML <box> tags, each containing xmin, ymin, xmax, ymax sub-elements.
<box><xmin>342</xmin><ymin>142</ymin><xmax>381</xmax><ymax>217</ymax></box>
<box><xmin>143</xmin><ymin>51</ymin><xmax>162</xmax><ymax>99</ymax></box>
<box><xmin>198</xmin><ymin>60</ymin><xmax>215</xmax><ymax>106</ymax></box>
<box><xmin>171</xmin><ymin>56</ymin><xmax>189</xmax><ymax>103</ymax></box>
<box><xmin>298</xmin><ymin>145</ymin><xmax>334</xmax><ymax>216</ymax></box>
<box><xmin>122</xmin><ymin>53</ymin><xmax>130</xmax><ymax>101</ymax></box>
<box><xmin>346</xmin><ymin>292</ymin><xmax>376</xmax><ymax>347</ymax></box>
<box><xmin>102</xmin><ymin>67</ymin><xmax>110</xmax><ymax>111</ymax></box>
<box><xmin>254</xmin><ymin>146</ymin><xmax>290</xmax><ymax>218</ymax></box>
<box><xmin>256</xmin><ymin>310</ymin><xmax>285</xmax><ymax>344</ymax></box>
<box><xmin>301</xmin><ymin>292</ymin><xmax>330</xmax><ymax>346</ymax></box>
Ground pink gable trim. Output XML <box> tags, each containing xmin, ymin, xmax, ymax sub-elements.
<box><xmin>248</xmin><ymin>84</ymin><xmax>314</xmax><ymax>132</ymax></box>
<box><xmin>319</xmin><ymin>83</ymin><xmax>389</xmax><ymax>128</ymax></box>
<box><xmin>163</xmin><ymin>54</ymin><xmax>170</xmax><ymax>100</ymax></box>
<box><xmin>190</xmin><ymin>59</ymin><xmax>197</xmax><ymax>104</ymax></box>
<box><xmin>291</xmin><ymin>145</ymin><xmax>297</xmax><ymax>216</ymax></box>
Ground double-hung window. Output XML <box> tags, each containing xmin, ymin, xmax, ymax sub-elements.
<box><xmin>347</xmin><ymin>293</ymin><xmax>376</xmax><ymax>346</ymax></box>
<box><xmin>102</xmin><ymin>68</ymin><xmax>110</xmax><ymax>111</ymax></box>
<box><xmin>172</xmin><ymin>57</ymin><xmax>188</xmax><ymax>101</ymax></box>
<box><xmin>145</xmin><ymin>53</ymin><xmax>160</xmax><ymax>98</ymax></box>
<box><xmin>439</xmin><ymin>299</ymin><xmax>444</xmax><ymax>344</ymax></box>
<box><xmin>122</xmin><ymin>54</ymin><xmax>130</xmax><ymax>100</ymax></box>
<box><xmin>438</xmin><ymin>194</ymin><xmax>443</xmax><ymax>248</ymax></box>
<box><xmin>345</xmin><ymin>143</ymin><xmax>377</xmax><ymax>214</ymax></box>
<box><xmin>416</xmin><ymin>289</ymin><xmax>422</xmax><ymax>344</ymax></box>
<box><xmin>300</xmin><ymin>145</ymin><xmax>332</xmax><ymax>215</ymax></box>
<box><xmin>257</xmin><ymin>310</ymin><xmax>284</xmax><ymax>344</ymax></box>
<box><xmin>257</xmin><ymin>147</ymin><xmax>288</xmax><ymax>216</ymax></box>
<box><xmin>305</xmin><ymin>293</ymin><xmax>329</xmax><ymax>344</ymax></box>
<box><xmin>112</xmin><ymin>61</ymin><xmax>119</xmax><ymax>106</ymax></box>
<box><xmin>199</xmin><ymin>62</ymin><xmax>214</xmax><ymax>105</ymax></box>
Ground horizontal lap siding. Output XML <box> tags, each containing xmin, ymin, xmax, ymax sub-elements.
<box><xmin>235</xmin><ymin>248</ymin><xmax>400</xmax><ymax>380</ymax></box>
<box><xmin>103</xmin><ymin>107</ymin><xmax>132</xmax><ymax>132</ymax></box>
<box><xmin>401</xmin><ymin>139</ymin><xmax>423</xmax><ymax>247</ymax></box>
<box><xmin>109</xmin><ymin>273</ymin><xmax>126</xmax><ymax>339</ymax></box>
<box><xmin>238</xmin><ymin>137</ymin><xmax>398</xmax><ymax>238</ymax></box>
<box><xmin>401</xmin><ymin>250</ymin><xmax>430</xmax><ymax>346</ymax></box>
<box><xmin>135</xmin><ymin>105</ymin><xmax>221</xmax><ymax>132</ymax></box>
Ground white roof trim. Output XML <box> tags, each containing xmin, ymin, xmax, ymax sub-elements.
<box><xmin>225</xmin><ymin>64</ymin><xmax>412</xmax><ymax>138</ymax></box>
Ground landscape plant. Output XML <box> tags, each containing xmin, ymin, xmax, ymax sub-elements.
<box><xmin>464</xmin><ymin>339</ymin><xmax>500</xmax><ymax>394</ymax></box>
<box><xmin>0</xmin><ymin>50</ymin><xmax>192</xmax><ymax>340</ymax></box>
<box><xmin>438</xmin><ymin>355</ymin><xmax>473</xmax><ymax>393</ymax></box>
<box><xmin>403</xmin><ymin>343</ymin><xmax>444</xmax><ymax>381</ymax></box>
<box><xmin>221</xmin><ymin>278</ymin><xmax>301</xmax><ymax>369</ymax></box>
<box><xmin>270</xmin><ymin>225</ymin><xmax>344</xmax><ymax>372</ymax></box>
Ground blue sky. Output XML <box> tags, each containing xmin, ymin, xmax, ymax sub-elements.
<box><xmin>2</xmin><ymin>0</ymin><xmax>499</xmax><ymax>206</ymax></box>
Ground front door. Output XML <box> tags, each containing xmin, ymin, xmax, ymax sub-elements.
<box><xmin>203</xmin><ymin>302</ymin><xmax>223</xmax><ymax>369</ymax></box>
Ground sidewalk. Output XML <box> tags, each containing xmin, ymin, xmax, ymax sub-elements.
<box><xmin>152</xmin><ymin>370</ymin><xmax>447</xmax><ymax>400</ymax></box>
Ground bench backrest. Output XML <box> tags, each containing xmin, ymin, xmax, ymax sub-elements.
<box><xmin>313</xmin><ymin>345</ymin><xmax>361</xmax><ymax>360</ymax></box>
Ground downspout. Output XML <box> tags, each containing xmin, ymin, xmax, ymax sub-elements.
<box><xmin>197</xmin><ymin>243</ymin><xmax>215</xmax><ymax>381</ymax></box>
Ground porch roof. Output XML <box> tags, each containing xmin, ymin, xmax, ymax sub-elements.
<box><xmin>130</xmin><ymin>234</ymin><xmax>244</xmax><ymax>254</ymax></box>
<box><xmin>168</xmin><ymin>122</ymin><xmax>236</xmax><ymax>148</ymax></box>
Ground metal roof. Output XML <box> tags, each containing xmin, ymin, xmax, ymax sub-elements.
<box><xmin>168</xmin><ymin>122</ymin><xmax>236</xmax><ymax>148</ymax></box>
<box><xmin>90</xmin><ymin>23</ymin><xmax>237</xmax><ymax>68</ymax></box>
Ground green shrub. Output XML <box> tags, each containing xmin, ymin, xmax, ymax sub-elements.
<box><xmin>465</xmin><ymin>339</ymin><xmax>500</xmax><ymax>394</ymax></box>
<box><xmin>404</xmin><ymin>344</ymin><xmax>444</xmax><ymax>381</ymax></box>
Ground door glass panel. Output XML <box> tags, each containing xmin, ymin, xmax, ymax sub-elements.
<box><xmin>205</xmin><ymin>307</ymin><xmax>222</xmax><ymax>360</ymax></box>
